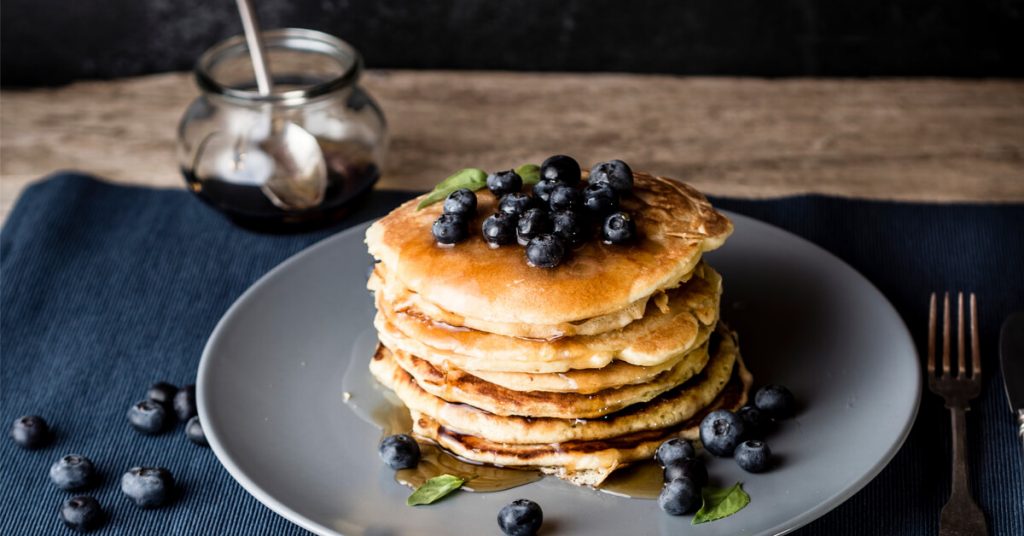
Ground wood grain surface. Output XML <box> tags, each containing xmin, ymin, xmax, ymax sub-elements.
<box><xmin>3</xmin><ymin>71</ymin><xmax>1023</xmax><ymax>221</ymax></box>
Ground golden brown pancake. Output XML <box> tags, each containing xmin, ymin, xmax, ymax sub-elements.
<box><xmin>365</xmin><ymin>172</ymin><xmax>732</xmax><ymax>326</ymax></box>
<box><xmin>374</xmin><ymin>263</ymin><xmax>721</xmax><ymax>373</ymax></box>
<box><xmin>384</xmin><ymin>338</ymin><xmax>710</xmax><ymax>418</ymax></box>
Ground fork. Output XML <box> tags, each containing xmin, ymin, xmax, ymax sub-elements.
<box><xmin>928</xmin><ymin>292</ymin><xmax>988</xmax><ymax>536</ymax></box>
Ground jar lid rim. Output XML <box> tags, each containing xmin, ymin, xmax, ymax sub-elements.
<box><xmin>195</xmin><ymin>28</ymin><xmax>362</xmax><ymax>103</ymax></box>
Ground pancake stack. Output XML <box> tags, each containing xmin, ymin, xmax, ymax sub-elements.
<box><xmin>365</xmin><ymin>171</ymin><xmax>751</xmax><ymax>486</ymax></box>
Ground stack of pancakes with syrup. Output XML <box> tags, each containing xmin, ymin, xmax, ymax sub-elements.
<box><xmin>365</xmin><ymin>171</ymin><xmax>752</xmax><ymax>486</ymax></box>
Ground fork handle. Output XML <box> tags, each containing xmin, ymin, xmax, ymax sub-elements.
<box><xmin>940</xmin><ymin>407</ymin><xmax>988</xmax><ymax>536</ymax></box>
<box><xmin>949</xmin><ymin>407</ymin><xmax>972</xmax><ymax>502</ymax></box>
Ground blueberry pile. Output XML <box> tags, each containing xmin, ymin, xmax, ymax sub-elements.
<box><xmin>656</xmin><ymin>383</ymin><xmax>796</xmax><ymax>516</ymax></box>
<box><xmin>431</xmin><ymin>155</ymin><xmax>639</xmax><ymax>268</ymax></box>
<box><xmin>8</xmin><ymin>379</ymin><xmax>209</xmax><ymax>532</ymax></box>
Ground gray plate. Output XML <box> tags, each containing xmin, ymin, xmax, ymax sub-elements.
<box><xmin>197</xmin><ymin>211</ymin><xmax>920</xmax><ymax>536</ymax></box>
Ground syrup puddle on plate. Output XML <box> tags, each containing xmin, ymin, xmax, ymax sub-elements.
<box><xmin>342</xmin><ymin>327</ymin><xmax>662</xmax><ymax>498</ymax></box>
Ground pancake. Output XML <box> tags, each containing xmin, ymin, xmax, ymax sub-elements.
<box><xmin>369</xmin><ymin>326</ymin><xmax>739</xmax><ymax>444</ymax></box>
<box><xmin>365</xmin><ymin>172</ymin><xmax>732</xmax><ymax>326</ymax></box>
<box><xmin>385</xmin><ymin>337</ymin><xmax>710</xmax><ymax>418</ymax></box>
<box><xmin>374</xmin><ymin>263</ymin><xmax>721</xmax><ymax>374</ymax></box>
<box><xmin>411</xmin><ymin>356</ymin><xmax>751</xmax><ymax>486</ymax></box>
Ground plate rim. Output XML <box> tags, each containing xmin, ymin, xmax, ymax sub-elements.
<box><xmin>197</xmin><ymin>210</ymin><xmax>921</xmax><ymax>536</ymax></box>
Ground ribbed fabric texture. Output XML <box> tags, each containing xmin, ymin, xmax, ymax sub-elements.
<box><xmin>2</xmin><ymin>173</ymin><xmax>1022</xmax><ymax>535</ymax></box>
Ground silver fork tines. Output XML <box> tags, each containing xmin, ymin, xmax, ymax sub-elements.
<box><xmin>927</xmin><ymin>291</ymin><xmax>987</xmax><ymax>536</ymax></box>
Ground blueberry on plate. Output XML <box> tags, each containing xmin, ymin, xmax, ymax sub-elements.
<box><xmin>737</xmin><ymin>404</ymin><xmax>772</xmax><ymax>439</ymax></box>
<box><xmin>146</xmin><ymin>382</ymin><xmax>177</xmax><ymax>408</ymax></box>
<box><xmin>551</xmin><ymin>210</ymin><xmax>587</xmax><ymax>249</ymax></box>
<box><xmin>754</xmin><ymin>384</ymin><xmax>796</xmax><ymax>419</ymax></box>
<box><xmin>531</xmin><ymin>179</ymin><xmax>560</xmax><ymax>202</ymax></box>
<box><xmin>173</xmin><ymin>385</ymin><xmax>198</xmax><ymax>421</ymax></box>
<box><xmin>589</xmin><ymin>159</ymin><xmax>634</xmax><ymax>193</ymax></box>
<box><xmin>655</xmin><ymin>437</ymin><xmax>695</xmax><ymax>467</ymax></box>
<box><xmin>497</xmin><ymin>498</ymin><xmax>543</xmax><ymax>536</ymax></box>
<box><xmin>602</xmin><ymin>211</ymin><xmax>637</xmax><ymax>244</ymax></box>
<box><xmin>540</xmin><ymin>154</ymin><xmax>581</xmax><ymax>185</ymax></box>
<box><xmin>487</xmin><ymin>170</ymin><xmax>523</xmax><ymax>197</ymax></box>
<box><xmin>10</xmin><ymin>415</ymin><xmax>51</xmax><ymax>449</ymax></box>
<box><xmin>658</xmin><ymin>477</ymin><xmax>701</xmax><ymax>516</ymax></box>
<box><xmin>582</xmin><ymin>181</ymin><xmax>619</xmax><ymax>215</ymax></box>
<box><xmin>663</xmin><ymin>458</ymin><xmax>708</xmax><ymax>488</ymax></box>
<box><xmin>516</xmin><ymin>208</ymin><xmax>552</xmax><ymax>245</ymax></box>
<box><xmin>378</xmin><ymin>434</ymin><xmax>421</xmax><ymax>470</ymax></box>
<box><xmin>699</xmin><ymin>409</ymin><xmax>745</xmax><ymax>457</ymax></box>
<box><xmin>121</xmin><ymin>466</ymin><xmax>175</xmax><ymax>508</ymax></box>
<box><xmin>482</xmin><ymin>212</ymin><xmax>517</xmax><ymax>247</ymax></box>
<box><xmin>443</xmin><ymin>188</ymin><xmax>478</xmax><ymax>217</ymax></box>
<box><xmin>432</xmin><ymin>213</ymin><xmax>469</xmax><ymax>245</ymax></box>
<box><xmin>127</xmin><ymin>400</ymin><xmax>168</xmax><ymax>435</ymax></box>
<box><xmin>547</xmin><ymin>184</ymin><xmax>582</xmax><ymax>212</ymax></box>
<box><xmin>734</xmin><ymin>439</ymin><xmax>773</xmax><ymax>473</ymax></box>
<box><xmin>498</xmin><ymin>192</ymin><xmax>534</xmax><ymax>216</ymax></box>
<box><xmin>50</xmin><ymin>454</ymin><xmax>97</xmax><ymax>491</ymax></box>
<box><xmin>60</xmin><ymin>495</ymin><xmax>104</xmax><ymax>532</ymax></box>
<box><xmin>525</xmin><ymin>234</ymin><xmax>566</xmax><ymax>268</ymax></box>
<box><xmin>185</xmin><ymin>416</ymin><xmax>208</xmax><ymax>447</ymax></box>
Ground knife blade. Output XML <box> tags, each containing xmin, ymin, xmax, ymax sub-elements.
<box><xmin>999</xmin><ymin>311</ymin><xmax>1024</xmax><ymax>453</ymax></box>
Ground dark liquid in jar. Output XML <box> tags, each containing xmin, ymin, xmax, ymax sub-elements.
<box><xmin>184</xmin><ymin>138</ymin><xmax>379</xmax><ymax>232</ymax></box>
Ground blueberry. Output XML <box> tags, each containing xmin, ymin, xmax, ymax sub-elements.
<box><xmin>60</xmin><ymin>495</ymin><xmax>104</xmax><ymax>532</ymax></box>
<box><xmin>754</xmin><ymin>384</ymin><xmax>796</xmax><ymax>419</ymax></box>
<box><xmin>589</xmin><ymin>159</ymin><xmax>634</xmax><ymax>193</ymax></box>
<box><xmin>121</xmin><ymin>467</ymin><xmax>175</xmax><ymax>508</ymax></box>
<box><xmin>50</xmin><ymin>455</ymin><xmax>97</xmax><ymax>491</ymax></box>
<box><xmin>487</xmin><ymin>170</ymin><xmax>523</xmax><ymax>197</ymax></box>
<box><xmin>734</xmin><ymin>439</ymin><xmax>773</xmax><ymax>473</ymax></box>
<box><xmin>658</xmin><ymin>477</ymin><xmax>701</xmax><ymax>516</ymax></box>
<box><xmin>185</xmin><ymin>416</ymin><xmax>208</xmax><ymax>447</ymax></box>
<box><xmin>378</xmin><ymin>434</ymin><xmax>420</xmax><ymax>470</ymax></box>
<box><xmin>482</xmin><ymin>212</ymin><xmax>517</xmax><ymax>247</ymax></box>
<box><xmin>582</xmin><ymin>181</ymin><xmax>619</xmax><ymax>215</ymax></box>
<box><xmin>516</xmin><ymin>208</ymin><xmax>552</xmax><ymax>245</ymax></box>
<box><xmin>127</xmin><ymin>400</ymin><xmax>168</xmax><ymax>435</ymax></box>
<box><xmin>526</xmin><ymin>235</ymin><xmax>566</xmax><ymax>268</ymax></box>
<box><xmin>663</xmin><ymin>458</ymin><xmax>708</xmax><ymax>488</ymax></box>
<box><xmin>547</xmin><ymin>184</ymin><xmax>582</xmax><ymax>212</ymax></box>
<box><xmin>432</xmin><ymin>213</ymin><xmax>469</xmax><ymax>245</ymax></box>
<box><xmin>699</xmin><ymin>410</ymin><xmax>745</xmax><ymax>457</ymax></box>
<box><xmin>146</xmin><ymin>382</ymin><xmax>178</xmax><ymax>408</ymax></box>
<box><xmin>551</xmin><ymin>210</ymin><xmax>587</xmax><ymax>249</ymax></box>
<box><xmin>497</xmin><ymin>498</ymin><xmax>543</xmax><ymax>536</ymax></box>
<box><xmin>10</xmin><ymin>415</ymin><xmax>51</xmax><ymax>449</ymax></box>
<box><xmin>602</xmin><ymin>211</ymin><xmax>637</xmax><ymax>244</ymax></box>
<box><xmin>655</xmin><ymin>438</ymin><xmax>696</xmax><ymax>467</ymax></box>
<box><xmin>540</xmin><ymin>154</ymin><xmax>581</xmax><ymax>185</ymax></box>
<box><xmin>737</xmin><ymin>405</ymin><xmax>772</xmax><ymax>439</ymax></box>
<box><xmin>443</xmin><ymin>188</ymin><xmax>478</xmax><ymax>217</ymax></box>
<box><xmin>498</xmin><ymin>192</ymin><xmax>535</xmax><ymax>216</ymax></box>
<box><xmin>173</xmin><ymin>384</ymin><xmax>197</xmax><ymax>421</ymax></box>
<box><xmin>532</xmin><ymin>179</ymin><xmax>559</xmax><ymax>202</ymax></box>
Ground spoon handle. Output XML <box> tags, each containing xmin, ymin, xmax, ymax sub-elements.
<box><xmin>235</xmin><ymin>0</ymin><xmax>273</xmax><ymax>95</ymax></box>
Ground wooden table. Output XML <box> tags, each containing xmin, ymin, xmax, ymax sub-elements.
<box><xmin>3</xmin><ymin>71</ymin><xmax>1023</xmax><ymax>221</ymax></box>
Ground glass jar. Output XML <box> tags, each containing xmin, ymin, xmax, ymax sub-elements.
<box><xmin>178</xmin><ymin>28</ymin><xmax>386</xmax><ymax>230</ymax></box>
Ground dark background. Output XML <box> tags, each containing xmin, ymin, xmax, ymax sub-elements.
<box><xmin>2</xmin><ymin>0</ymin><xmax>1023</xmax><ymax>86</ymax></box>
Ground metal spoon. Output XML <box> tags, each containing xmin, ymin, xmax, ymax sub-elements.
<box><xmin>236</xmin><ymin>0</ymin><xmax>327</xmax><ymax>210</ymax></box>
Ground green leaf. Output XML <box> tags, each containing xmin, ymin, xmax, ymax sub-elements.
<box><xmin>416</xmin><ymin>168</ymin><xmax>488</xmax><ymax>209</ymax></box>
<box><xmin>515</xmin><ymin>163</ymin><xmax>541</xmax><ymax>186</ymax></box>
<box><xmin>406</xmin><ymin>474</ymin><xmax>465</xmax><ymax>506</ymax></box>
<box><xmin>692</xmin><ymin>482</ymin><xmax>750</xmax><ymax>524</ymax></box>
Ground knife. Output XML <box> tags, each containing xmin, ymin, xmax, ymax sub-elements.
<box><xmin>1000</xmin><ymin>311</ymin><xmax>1024</xmax><ymax>453</ymax></box>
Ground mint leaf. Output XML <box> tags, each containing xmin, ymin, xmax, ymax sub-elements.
<box><xmin>515</xmin><ymin>163</ymin><xmax>541</xmax><ymax>185</ymax></box>
<box><xmin>406</xmin><ymin>474</ymin><xmax>465</xmax><ymax>506</ymax></box>
<box><xmin>417</xmin><ymin>168</ymin><xmax>488</xmax><ymax>209</ymax></box>
<box><xmin>692</xmin><ymin>482</ymin><xmax>750</xmax><ymax>524</ymax></box>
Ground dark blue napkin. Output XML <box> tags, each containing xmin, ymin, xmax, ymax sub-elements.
<box><xmin>2</xmin><ymin>173</ymin><xmax>1022</xmax><ymax>535</ymax></box>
